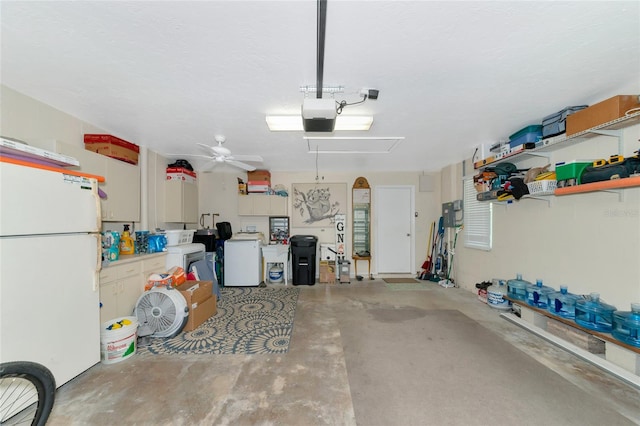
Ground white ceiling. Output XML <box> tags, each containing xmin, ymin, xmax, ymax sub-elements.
<box><xmin>2</xmin><ymin>1</ymin><xmax>639</xmax><ymax>173</ymax></box>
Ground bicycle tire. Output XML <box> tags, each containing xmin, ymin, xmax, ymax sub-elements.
<box><xmin>0</xmin><ymin>361</ymin><xmax>56</xmax><ymax>426</ymax></box>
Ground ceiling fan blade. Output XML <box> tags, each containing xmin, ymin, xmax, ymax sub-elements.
<box><xmin>226</xmin><ymin>160</ymin><xmax>257</xmax><ymax>171</ymax></box>
<box><xmin>196</xmin><ymin>143</ymin><xmax>216</xmax><ymax>154</ymax></box>
<box><xmin>232</xmin><ymin>154</ymin><xmax>263</xmax><ymax>162</ymax></box>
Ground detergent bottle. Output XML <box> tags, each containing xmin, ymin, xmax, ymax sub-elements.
<box><xmin>119</xmin><ymin>224</ymin><xmax>135</xmax><ymax>255</ymax></box>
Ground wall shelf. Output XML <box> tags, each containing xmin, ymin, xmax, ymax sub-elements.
<box><xmin>555</xmin><ymin>175</ymin><xmax>640</xmax><ymax>196</ymax></box>
<box><xmin>475</xmin><ymin>111</ymin><xmax>640</xmax><ymax>170</ymax></box>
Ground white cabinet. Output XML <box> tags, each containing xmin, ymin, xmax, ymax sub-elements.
<box><xmin>238</xmin><ymin>194</ymin><xmax>288</xmax><ymax>216</ymax></box>
<box><xmin>99</xmin><ymin>261</ymin><xmax>142</xmax><ymax>324</ymax></box>
<box><xmin>99</xmin><ymin>254</ymin><xmax>167</xmax><ymax>324</ymax></box>
<box><xmin>42</xmin><ymin>141</ymin><xmax>140</xmax><ymax>222</ymax></box>
<box><xmin>165</xmin><ymin>180</ymin><xmax>198</xmax><ymax>223</ymax></box>
<box><xmin>102</xmin><ymin>159</ymin><xmax>140</xmax><ymax>221</ymax></box>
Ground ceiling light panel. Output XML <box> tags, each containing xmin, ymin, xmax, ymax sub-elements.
<box><xmin>266</xmin><ymin>115</ymin><xmax>373</xmax><ymax>131</ymax></box>
<box><xmin>304</xmin><ymin>136</ymin><xmax>404</xmax><ymax>154</ymax></box>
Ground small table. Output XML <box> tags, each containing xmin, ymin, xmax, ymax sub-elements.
<box><xmin>262</xmin><ymin>244</ymin><xmax>290</xmax><ymax>285</ymax></box>
<box><xmin>352</xmin><ymin>255</ymin><xmax>372</xmax><ymax>280</ymax></box>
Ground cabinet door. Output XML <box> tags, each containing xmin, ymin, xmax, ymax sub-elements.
<box><xmin>99</xmin><ymin>281</ymin><xmax>119</xmax><ymax>324</ymax></box>
<box><xmin>165</xmin><ymin>181</ymin><xmax>199</xmax><ymax>222</ymax></box>
<box><xmin>182</xmin><ymin>182</ymin><xmax>199</xmax><ymax>223</ymax></box>
<box><xmin>238</xmin><ymin>195</ymin><xmax>254</xmax><ymax>215</ymax></box>
<box><xmin>253</xmin><ymin>196</ymin><xmax>271</xmax><ymax>215</ymax></box>
<box><xmin>104</xmin><ymin>160</ymin><xmax>140</xmax><ymax>222</ymax></box>
<box><xmin>118</xmin><ymin>275</ymin><xmax>142</xmax><ymax>318</ymax></box>
<box><xmin>269</xmin><ymin>196</ymin><xmax>288</xmax><ymax>215</ymax></box>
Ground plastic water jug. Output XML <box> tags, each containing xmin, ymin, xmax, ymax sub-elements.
<box><xmin>487</xmin><ymin>279</ymin><xmax>510</xmax><ymax>310</ymax></box>
<box><xmin>547</xmin><ymin>286</ymin><xmax>580</xmax><ymax>319</ymax></box>
<box><xmin>574</xmin><ymin>293</ymin><xmax>616</xmax><ymax>332</ymax></box>
<box><xmin>525</xmin><ymin>279</ymin><xmax>554</xmax><ymax>309</ymax></box>
<box><xmin>612</xmin><ymin>303</ymin><xmax>640</xmax><ymax>348</ymax></box>
<box><xmin>269</xmin><ymin>264</ymin><xmax>284</xmax><ymax>283</ymax></box>
<box><xmin>507</xmin><ymin>273</ymin><xmax>530</xmax><ymax>301</ymax></box>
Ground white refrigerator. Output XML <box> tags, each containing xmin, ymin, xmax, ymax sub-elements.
<box><xmin>224</xmin><ymin>238</ymin><xmax>263</xmax><ymax>286</ymax></box>
<box><xmin>0</xmin><ymin>159</ymin><xmax>102</xmax><ymax>387</ymax></box>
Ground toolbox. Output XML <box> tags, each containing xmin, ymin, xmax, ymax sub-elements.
<box><xmin>541</xmin><ymin>106</ymin><xmax>588</xmax><ymax>138</ymax></box>
<box><xmin>509</xmin><ymin>125</ymin><xmax>542</xmax><ymax>148</ymax></box>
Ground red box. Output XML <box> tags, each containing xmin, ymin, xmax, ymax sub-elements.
<box><xmin>166</xmin><ymin>167</ymin><xmax>196</xmax><ymax>178</ymax></box>
<box><xmin>84</xmin><ymin>134</ymin><xmax>139</xmax><ymax>164</ymax></box>
<box><xmin>247</xmin><ymin>180</ymin><xmax>270</xmax><ymax>192</ymax></box>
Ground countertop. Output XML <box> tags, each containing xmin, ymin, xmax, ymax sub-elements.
<box><xmin>102</xmin><ymin>251</ymin><xmax>166</xmax><ymax>267</ymax></box>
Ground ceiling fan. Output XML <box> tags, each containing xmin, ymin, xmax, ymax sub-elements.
<box><xmin>173</xmin><ymin>135</ymin><xmax>263</xmax><ymax>171</ymax></box>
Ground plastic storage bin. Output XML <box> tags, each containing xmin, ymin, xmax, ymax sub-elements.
<box><xmin>509</xmin><ymin>125</ymin><xmax>542</xmax><ymax>148</ymax></box>
<box><xmin>555</xmin><ymin>161</ymin><xmax>592</xmax><ymax>186</ymax></box>
<box><xmin>291</xmin><ymin>235</ymin><xmax>318</xmax><ymax>286</ymax></box>
<box><xmin>507</xmin><ymin>273</ymin><xmax>531</xmax><ymax>301</ymax></box>
<box><xmin>612</xmin><ymin>303</ymin><xmax>640</xmax><ymax>348</ymax></box>
<box><xmin>574</xmin><ymin>293</ymin><xmax>616</xmax><ymax>332</ymax></box>
<box><xmin>526</xmin><ymin>279</ymin><xmax>555</xmax><ymax>309</ymax></box>
<box><xmin>547</xmin><ymin>286</ymin><xmax>580</xmax><ymax>319</ymax></box>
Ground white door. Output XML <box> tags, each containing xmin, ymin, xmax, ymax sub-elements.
<box><xmin>374</xmin><ymin>186</ymin><xmax>414</xmax><ymax>274</ymax></box>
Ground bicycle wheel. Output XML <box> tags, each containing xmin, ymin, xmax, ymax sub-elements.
<box><xmin>0</xmin><ymin>361</ymin><xmax>56</xmax><ymax>426</ymax></box>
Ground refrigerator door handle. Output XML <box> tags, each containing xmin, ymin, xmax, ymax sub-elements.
<box><xmin>92</xmin><ymin>178</ymin><xmax>102</xmax><ymax>230</ymax></box>
<box><xmin>92</xmin><ymin>233</ymin><xmax>102</xmax><ymax>291</ymax></box>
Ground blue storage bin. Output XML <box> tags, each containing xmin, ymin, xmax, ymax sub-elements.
<box><xmin>509</xmin><ymin>125</ymin><xmax>542</xmax><ymax>148</ymax></box>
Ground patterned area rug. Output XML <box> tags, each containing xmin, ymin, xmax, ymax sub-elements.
<box><xmin>140</xmin><ymin>287</ymin><xmax>299</xmax><ymax>355</ymax></box>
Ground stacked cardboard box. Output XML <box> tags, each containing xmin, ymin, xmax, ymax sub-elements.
<box><xmin>84</xmin><ymin>134</ymin><xmax>139</xmax><ymax>164</ymax></box>
<box><xmin>247</xmin><ymin>170</ymin><xmax>271</xmax><ymax>193</ymax></box>
<box><xmin>176</xmin><ymin>280</ymin><xmax>217</xmax><ymax>331</ymax></box>
<box><xmin>166</xmin><ymin>167</ymin><xmax>197</xmax><ymax>183</ymax></box>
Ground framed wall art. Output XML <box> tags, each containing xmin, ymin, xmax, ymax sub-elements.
<box><xmin>291</xmin><ymin>183</ymin><xmax>347</xmax><ymax>227</ymax></box>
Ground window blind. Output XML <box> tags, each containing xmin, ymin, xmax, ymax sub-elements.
<box><xmin>463</xmin><ymin>177</ymin><xmax>492</xmax><ymax>250</ymax></box>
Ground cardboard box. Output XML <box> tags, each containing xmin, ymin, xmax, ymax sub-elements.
<box><xmin>166</xmin><ymin>172</ymin><xmax>197</xmax><ymax>183</ymax></box>
<box><xmin>84</xmin><ymin>134</ymin><xmax>139</xmax><ymax>164</ymax></box>
<box><xmin>176</xmin><ymin>280</ymin><xmax>213</xmax><ymax>307</ymax></box>
<box><xmin>247</xmin><ymin>180</ymin><xmax>270</xmax><ymax>192</ymax></box>
<box><xmin>319</xmin><ymin>261</ymin><xmax>336</xmax><ymax>284</ymax></box>
<box><xmin>166</xmin><ymin>167</ymin><xmax>197</xmax><ymax>178</ymax></box>
<box><xmin>182</xmin><ymin>294</ymin><xmax>217</xmax><ymax>332</ymax></box>
<box><xmin>566</xmin><ymin>95</ymin><xmax>640</xmax><ymax>136</ymax></box>
<box><xmin>248</xmin><ymin>169</ymin><xmax>271</xmax><ymax>184</ymax></box>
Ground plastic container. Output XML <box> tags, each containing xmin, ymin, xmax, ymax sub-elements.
<box><xmin>487</xmin><ymin>279</ymin><xmax>510</xmax><ymax>310</ymax></box>
<box><xmin>119</xmin><ymin>224</ymin><xmax>135</xmax><ymax>255</ymax></box>
<box><xmin>547</xmin><ymin>285</ymin><xmax>580</xmax><ymax>319</ymax></box>
<box><xmin>100</xmin><ymin>316</ymin><xmax>138</xmax><ymax>364</ymax></box>
<box><xmin>164</xmin><ymin>229</ymin><xmax>196</xmax><ymax>246</ymax></box>
<box><xmin>555</xmin><ymin>161</ymin><xmax>592</xmax><ymax>185</ymax></box>
<box><xmin>148</xmin><ymin>234</ymin><xmax>167</xmax><ymax>253</ymax></box>
<box><xmin>612</xmin><ymin>303</ymin><xmax>640</xmax><ymax>348</ymax></box>
<box><xmin>507</xmin><ymin>273</ymin><xmax>531</xmax><ymax>301</ymax></box>
<box><xmin>509</xmin><ymin>125</ymin><xmax>543</xmax><ymax>148</ymax></box>
<box><xmin>574</xmin><ymin>293</ymin><xmax>616</xmax><ymax>332</ymax></box>
<box><xmin>526</xmin><ymin>279</ymin><xmax>554</xmax><ymax>309</ymax></box>
<box><xmin>269</xmin><ymin>264</ymin><xmax>284</xmax><ymax>283</ymax></box>
<box><xmin>526</xmin><ymin>180</ymin><xmax>557</xmax><ymax>196</ymax></box>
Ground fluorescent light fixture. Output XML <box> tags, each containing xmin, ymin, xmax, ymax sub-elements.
<box><xmin>266</xmin><ymin>115</ymin><xmax>373</xmax><ymax>131</ymax></box>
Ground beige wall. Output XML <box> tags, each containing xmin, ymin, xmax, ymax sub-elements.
<box><xmin>5</xmin><ymin>85</ymin><xmax>638</xmax><ymax>308</ymax></box>
<box><xmin>452</xmin><ymin>124</ymin><xmax>640</xmax><ymax>309</ymax></box>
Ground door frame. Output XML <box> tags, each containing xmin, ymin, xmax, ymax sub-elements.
<box><xmin>373</xmin><ymin>185</ymin><xmax>415</xmax><ymax>275</ymax></box>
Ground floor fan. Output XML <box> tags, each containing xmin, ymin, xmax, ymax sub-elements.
<box><xmin>134</xmin><ymin>287</ymin><xmax>189</xmax><ymax>338</ymax></box>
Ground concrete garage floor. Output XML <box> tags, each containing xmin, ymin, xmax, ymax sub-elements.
<box><xmin>48</xmin><ymin>280</ymin><xmax>640</xmax><ymax>426</ymax></box>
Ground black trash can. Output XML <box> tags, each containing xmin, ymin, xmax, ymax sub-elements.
<box><xmin>290</xmin><ymin>235</ymin><xmax>318</xmax><ymax>286</ymax></box>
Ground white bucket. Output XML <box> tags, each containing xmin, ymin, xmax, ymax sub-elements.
<box><xmin>100</xmin><ymin>316</ymin><xmax>138</xmax><ymax>364</ymax></box>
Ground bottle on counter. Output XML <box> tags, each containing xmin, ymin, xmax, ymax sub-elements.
<box><xmin>119</xmin><ymin>224</ymin><xmax>135</xmax><ymax>255</ymax></box>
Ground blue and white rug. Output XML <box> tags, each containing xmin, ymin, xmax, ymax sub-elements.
<box><xmin>140</xmin><ymin>287</ymin><xmax>299</xmax><ymax>355</ymax></box>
